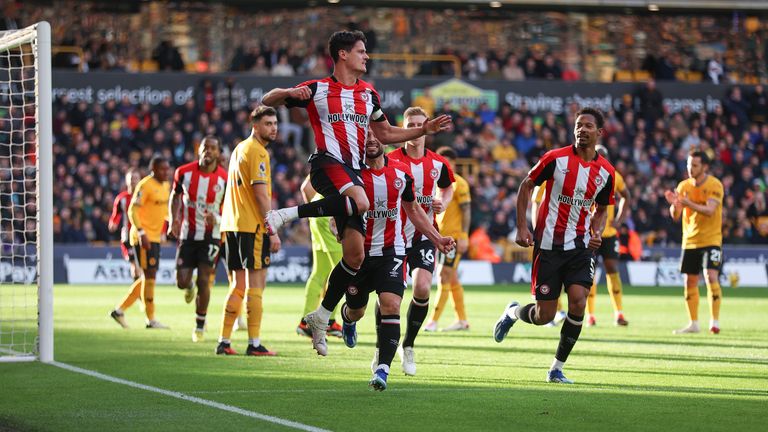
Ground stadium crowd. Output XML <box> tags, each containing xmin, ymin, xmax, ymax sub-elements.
<box><xmin>10</xmin><ymin>1</ymin><xmax>768</xmax><ymax>83</ymax></box>
<box><xmin>37</xmin><ymin>80</ymin><xmax>768</xmax><ymax>252</ymax></box>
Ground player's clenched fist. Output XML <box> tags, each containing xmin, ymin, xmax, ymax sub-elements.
<box><xmin>289</xmin><ymin>86</ymin><xmax>312</xmax><ymax>101</ymax></box>
<box><xmin>515</xmin><ymin>226</ymin><xmax>534</xmax><ymax>247</ymax></box>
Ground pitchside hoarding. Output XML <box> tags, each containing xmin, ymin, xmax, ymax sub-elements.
<box><xmin>49</xmin><ymin>71</ymin><xmax>728</xmax><ymax>116</ymax></box>
<box><xmin>52</xmin><ymin>245</ymin><xmax>768</xmax><ymax>287</ymax></box>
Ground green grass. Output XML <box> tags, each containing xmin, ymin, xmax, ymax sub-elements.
<box><xmin>1</xmin><ymin>283</ymin><xmax>767</xmax><ymax>431</ymax></box>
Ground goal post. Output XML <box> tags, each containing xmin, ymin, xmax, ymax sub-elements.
<box><xmin>0</xmin><ymin>22</ymin><xmax>53</xmax><ymax>363</ymax></box>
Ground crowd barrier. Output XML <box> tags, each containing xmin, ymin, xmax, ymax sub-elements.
<box><xmin>3</xmin><ymin>244</ymin><xmax>760</xmax><ymax>287</ymax></box>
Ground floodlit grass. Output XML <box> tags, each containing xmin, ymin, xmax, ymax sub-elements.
<box><xmin>1</xmin><ymin>283</ymin><xmax>766</xmax><ymax>431</ymax></box>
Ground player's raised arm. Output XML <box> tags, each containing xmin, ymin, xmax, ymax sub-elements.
<box><xmin>261</xmin><ymin>86</ymin><xmax>312</xmax><ymax>107</ymax></box>
<box><xmin>369</xmin><ymin>114</ymin><xmax>452</xmax><ymax>145</ymax></box>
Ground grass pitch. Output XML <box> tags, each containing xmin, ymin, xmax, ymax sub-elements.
<box><xmin>1</xmin><ymin>283</ymin><xmax>766</xmax><ymax>431</ymax></box>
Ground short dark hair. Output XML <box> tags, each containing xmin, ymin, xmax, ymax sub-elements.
<box><xmin>436</xmin><ymin>146</ymin><xmax>457</xmax><ymax>161</ymax></box>
<box><xmin>575</xmin><ymin>107</ymin><xmax>605</xmax><ymax>129</ymax></box>
<box><xmin>328</xmin><ymin>30</ymin><xmax>366</xmax><ymax>63</ymax></box>
<box><xmin>201</xmin><ymin>135</ymin><xmax>221</xmax><ymax>149</ymax></box>
<box><xmin>250</xmin><ymin>106</ymin><xmax>277</xmax><ymax>123</ymax></box>
<box><xmin>149</xmin><ymin>155</ymin><xmax>167</xmax><ymax>172</ymax></box>
<box><xmin>690</xmin><ymin>150</ymin><xmax>710</xmax><ymax>165</ymax></box>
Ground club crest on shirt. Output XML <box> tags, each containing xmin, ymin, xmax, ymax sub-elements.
<box><xmin>393</xmin><ymin>177</ymin><xmax>404</xmax><ymax>190</ymax></box>
<box><xmin>594</xmin><ymin>176</ymin><xmax>603</xmax><ymax>187</ymax></box>
<box><xmin>213</xmin><ymin>184</ymin><xmax>223</xmax><ymax>193</ymax></box>
<box><xmin>361</xmin><ymin>91</ymin><xmax>370</xmax><ymax>102</ymax></box>
<box><xmin>430</xmin><ymin>168</ymin><xmax>439</xmax><ymax>179</ymax></box>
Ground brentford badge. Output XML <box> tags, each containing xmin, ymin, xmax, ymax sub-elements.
<box><xmin>594</xmin><ymin>176</ymin><xmax>603</xmax><ymax>186</ymax></box>
<box><xmin>361</xmin><ymin>91</ymin><xmax>370</xmax><ymax>102</ymax></box>
<box><xmin>430</xmin><ymin>168</ymin><xmax>439</xmax><ymax>179</ymax></box>
<box><xmin>348</xmin><ymin>285</ymin><xmax>359</xmax><ymax>295</ymax></box>
<box><xmin>539</xmin><ymin>285</ymin><xmax>551</xmax><ymax>295</ymax></box>
<box><xmin>393</xmin><ymin>178</ymin><xmax>404</xmax><ymax>190</ymax></box>
<box><xmin>213</xmin><ymin>184</ymin><xmax>222</xmax><ymax>193</ymax></box>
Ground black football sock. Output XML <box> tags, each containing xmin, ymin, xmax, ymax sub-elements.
<box><xmin>402</xmin><ymin>297</ymin><xmax>429</xmax><ymax>348</ymax></box>
<box><xmin>320</xmin><ymin>259</ymin><xmax>358</xmax><ymax>312</ymax></box>
<box><xmin>377</xmin><ymin>314</ymin><xmax>401</xmax><ymax>370</ymax></box>
<box><xmin>298</xmin><ymin>195</ymin><xmax>358</xmax><ymax>218</ymax></box>
<box><xmin>555</xmin><ymin>313</ymin><xmax>583</xmax><ymax>363</ymax></box>
<box><xmin>374</xmin><ymin>301</ymin><xmax>381</xmax><ymax>349</ymax></box>
<box><xmin>515</xmin><ymin>303</ymin><xmax>538</xmax><ymax>324</ymax></box>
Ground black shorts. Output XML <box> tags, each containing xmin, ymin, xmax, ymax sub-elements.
<box><xmin>406</xmin><ymin>239</ymin><xmax>436</xmax><ymax>275</ymax></box>
<box><xmin>176</xmin><ymin>240</ymin><xmax>221</xmax><ymax>269</ymax></box>
<box><xmin>309</xmin><ymin>152</ymin><xmax>365</xmax><ymax>237</ymax></box>
<box><xmin>596</xmin><ymin>235</ymin><xmax>619</xmax><ymax>260</ymax></box>
<box><xmin>680</xmin><ymin>246</ymin><xmax>723</xmax><ymax>275</ymax></box>
<box><xmin>225</xmin><ymin>232</ymin><xmax>271</xmax><ymax>271</ymax></box>
<box><xmin>345</xmin><ymin>255</ymin><xmax>407</xmax><ymax>309</ymax></box>
<box><xmin>121</xmin><ymin>240</ymin><xmax>135</xmax><ymax>263</ymax></box>
<box><xmin>132</xmin><ymin>242</ymin><xmax>160</xmax><ymax>271</ymax></box>
<box><xmin>438</xmin><ymin>248</ymin><xmax>462</xmax><ymax>270</ymax></box>
<box><xmin>532</xmin><ymin>247</ymin><xmax>595</xmax><ymax>300</ymax></box>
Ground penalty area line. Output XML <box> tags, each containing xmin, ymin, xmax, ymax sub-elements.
<box><xmin>50</xmin><ymin>361</ymin><xmax>331</xmax><ymax>432</ymax></box>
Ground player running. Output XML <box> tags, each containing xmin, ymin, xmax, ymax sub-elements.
<box><xmin>586</xmin><ymin>145</ymin><xmax>631</xmax><ymax>327</ymax></box>
<box><xmin>494</xmin><ymin>108</ymin><xmax>616</xmax><ymax>384</ymax></box>
<box><xmin>110</xmin><ymin>156</ymin><xmax>171</xmax><ymax>329</ymax></box>
<box><xmin>307</xmin><ymin>132</ymin><xmax>454</xmax><ymax>390</ymax></box>
<box><xmin>168</xmin><ymin>136</ymin><xmax>227</xmax><ymax>342</ymax></box>
<box><xmin>261</xmin><ymin>31</ymin><xmax>451</xmax><ymax>354</ymax></box>
<box><xmin>108</xmin><ymin>168</ymin><xmax>141</xmax><ymax>281</ymax></box>
<box><xmin>424</xmin><ymin>146</ymin><xmax>472</xmax><ymax>332</ymax></box>
<box><xmin>386</xmin><ymin>107</ymin><xmax>455</xmax><ymax>376</ymax></box>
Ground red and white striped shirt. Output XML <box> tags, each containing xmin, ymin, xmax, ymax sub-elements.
<box><xmin>109</xmin><ymin>191</ymin><xmax>132</xmax><ymax>243</ymax></box>
<box><xmin>530</xmin><ymin>145</ymin><xmax>615</xmax><ymax>251</ymax></box>
<box><xmin>362</xmin><ymin>157</ymin><xmax>415</xmax><ymax>257</ymax></box>
<box><xmin>172</xmin><ymin>162</ymin><xmax>228</xmax><ymax>241</ymax></box>
<box><xmin>286</xmin><ymin>76</ymin><xmax>387</xmax><ymax>170</ymax></box>
<box><xmin>387</xmin><ymin>147</ymin><xmax>455</xmax><ymax>248</ymax></box>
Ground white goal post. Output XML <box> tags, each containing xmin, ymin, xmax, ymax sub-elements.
<box><xmin>0</xmin><ymin>22</ymin><xmax>53</xmax><ymax>363</ymax></box>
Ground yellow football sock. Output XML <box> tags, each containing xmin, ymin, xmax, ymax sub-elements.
<box><xmin>141</xmin><ymin>278</ymin><xmax>156</xmax><ymax>321</ymax></box>
<box><xmin>118</xmin><ymin>279</ymin><xmax>142</xmax><ymax>311</ymax></box>
<box><xmin>606</xmin><ymin>272</ymin><xmax>623</xmax><ymax>313</ymax></box>
<box><xmin>556</xmin><ymin>296</ymin><xmax>563</xmax><ymax>312</ymax></box>
<box><xmin>220</xmin><ymin>283</ymin><xmax>244</xmax><ymax>341</ymax></box>
<box><xmin>706</xmin><ymin>280</ymin><xmax>722</xmax><ymax>321</ymax></box>
<box><xmin>685</xmin><ymin>285</ymin><xmax>700</xmax><ymax>322</ymax></box>
<box><xmin>246</xmin><ymin>287</ymin><xmax>264</xmax><ymax>340</ymax></box>
<box><xmin>587</xmin><ymin>282</ymin><xmax>597</xmax><ymax>315</ymax></box>
<box><xmin>451</xmin><ymin>282</ymin><xmax>467</xmax><ymax>322</ymax></box>
<box><xmin>431</xmin><ymin>282</ymin><xmax>451</xmax><ymax>322</ymax></box>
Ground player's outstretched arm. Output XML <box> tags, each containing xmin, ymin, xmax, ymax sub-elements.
<box><xmin>262</xmin><ymin>86</ymin><xmax>312</xmax><ymax>107</ymax></box>
<box><xmin>403</xmin><ymin>200</ymin><xmax>455</xmax><ymax>254</ymax></box>
<box><xmin>515</xmin><ymin>176</ymin><xmax>536</xmax><ymax>247</ymax></box>
<box><xmin>369</xmin><ymin>114</ymin><xmax>452</xmax><ymax>145</ymax></box>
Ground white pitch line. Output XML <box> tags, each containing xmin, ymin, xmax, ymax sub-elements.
<box><xmin>51</xmin><ymin>361</ymin><xmax>332</xmax><ymax>432</ymax></box>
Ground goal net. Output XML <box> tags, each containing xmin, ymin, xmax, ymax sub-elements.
<box><xmin>0</xmin><ymin>22</ymin><xmax>53</xmax><ymax>363</ymax></box>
